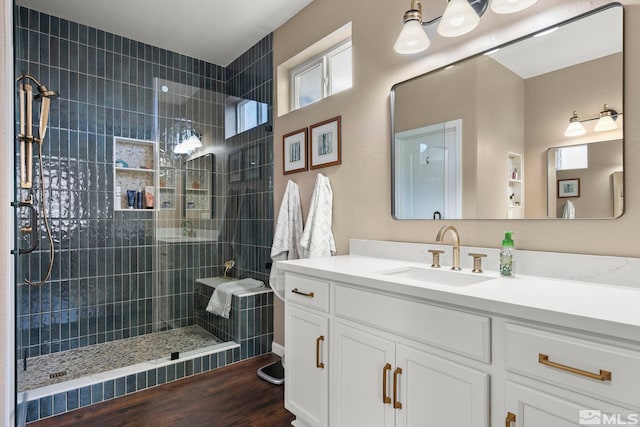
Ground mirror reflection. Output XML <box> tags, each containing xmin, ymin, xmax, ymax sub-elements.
<box><xmin>391</xmin><ymin>5</ymin><xmax>623</xmax><ymax>220</ymax></box>
<box><xmin>184</xmin><ymin>154</ymin><xmax>214</xmax><ymax>219</ymax></box>
<box><xmin>547</xmin><ymin>140</ymin><xmax>623</xmax><ymax>219</ymax></box>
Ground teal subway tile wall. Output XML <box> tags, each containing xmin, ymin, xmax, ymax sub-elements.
<box><xmin>15</xmin><ymin>0</ymin><xmax>273</xmax><ymax>395</ymax></box>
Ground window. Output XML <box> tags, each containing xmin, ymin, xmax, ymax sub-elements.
<box><xmin>291</xmin><ymin>40</ymin><xmax>352</xmax><ymax>111</ymax></box>
<box><xmin>236</xmin><ymin>99</ymin><xmax>268</xmax><ymax>134</ymax></box>
<box><xmin>555</xmin><ymin>145</ymin><xmax>588</xmax><ymax>170</ymax></box>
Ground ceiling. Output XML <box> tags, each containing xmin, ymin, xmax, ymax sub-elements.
<box><xmin>18</xmin><ymin>0</ymin><xmax>313</xmax><ymax>66</ymax></box>
<box><xmin>488</xmin><ymin>6</ymin><xmax>622</xmax><ymax>79</ymax></box>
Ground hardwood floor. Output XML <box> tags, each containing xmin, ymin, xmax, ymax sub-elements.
<box><xmin>31</xmin><ymin>354</ymin><xmax>295</xmax><ymax>427</ymax></box>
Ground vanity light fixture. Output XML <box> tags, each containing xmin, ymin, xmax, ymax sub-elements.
<box><xmin>394</xmin><ymin>0</ymin><xmax>538</xmax><ymax>54</ymax></box>
<box><xmin>173</xmin><ymin>132</ymin><xmax>202</xmax><ymax>154</ymax></box>
<box><xmin>564</xmin><ymin>111</ymin><xmax>587</xmax><ymax>137</ymax></box>
<box><xmin>564</xmin><ymin>104</ymin><xmax>621</xmax><ymax>137</ymax></box>
<box><xmin>437</xmin><ymin>0</ymin><xmax>481</xmax><ymax>37</ymax></box>
<box><xmin>394</xmin><ymin>0</ymin><xmax>432</xmax><ymax>54</ymax></box>
<box><xmin>593</xmin><ymin>104</ymin><xmax>618</xmax><ymax>132</ymax></box>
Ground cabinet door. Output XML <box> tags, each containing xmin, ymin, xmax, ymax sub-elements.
<box><xmin>285</xmin><ymin>305</ymin><xmax>329</xmax><ymax>427</ymax></box>
<box><xmin>504</xmin><ymin>381</ymin><xmax>630</xmax><ymax>427</ymax></box>
<box><xmin>395</xmin><ymin>344</ymin><xmax>489</xmax><ymax>427</ymax></box>
<box><xmin>332</xmin><ymin>322</ymin><xmax>395</xmax><ymax>427</ymax></box>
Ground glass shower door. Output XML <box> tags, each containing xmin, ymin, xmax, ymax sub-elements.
<box><xmin>152</xmin><ymin>77</ymin><xmax>223</xmax><ymax>361</ymax></box>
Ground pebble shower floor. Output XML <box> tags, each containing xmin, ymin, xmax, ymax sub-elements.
<box><xmin>19</xmin><ymin>325</ymin><xmax>221</xmax><ymax>391</ymax></box>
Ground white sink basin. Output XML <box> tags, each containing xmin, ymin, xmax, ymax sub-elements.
<box><xmin>378</xmin><ymin>267</ymin><xmax>494</xmax><ymax>287</ymax></box>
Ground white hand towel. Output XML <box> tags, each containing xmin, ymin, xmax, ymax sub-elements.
<box><xmin>562</xmin><ymin>199</ymin><xmax>575</xmax><ymax>219</ymax></box>
<box><xmin>300</xmin><ymin>174</ymin><xmax>336</xmax><ymax>258</ymax></box>
<box><xmin>206</xmin><ymin>278</ymin><xmax>264</xmax><ymax>318</ymax></box>
<box><xmin>269</xmin><ymin>180</ymin><xmax>304</xmax><ymax>301</ymax></box>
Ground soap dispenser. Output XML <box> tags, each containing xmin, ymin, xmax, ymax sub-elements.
<box><xmin>500</xmin><ymin>232</ymin><xmax>514</xmax><ymax>277</ymax></box>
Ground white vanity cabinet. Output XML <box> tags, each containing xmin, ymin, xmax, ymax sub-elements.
<box><xmin>504</xmin><ymin>381</ymin><xmax>631</xmax><ymax>427</ymax></box>
<box><xmin>332</xmin><ymin>322</ymin><xmax>489</xmax><ymax>427</ymax></box>
<box><xmin>332</xmin><ymin>322</ymin><xmax>395</xmax><ymax>427</ymax></box>
<box><xmin>284</xmin><ymin>271</ymin><xmax>490</xmax><ymax>427</ymax></box>
<box><xmin>331</xmin><ymin>285</ymin><xmax>490</xmax><ymax>427</ymax></box>
<box><xmin>281</xmin><ymin>260</ymin><xmax>640</xmax><ymax>427</ymax></box>
<box><xmin>284</xmin><ymin>273</ymin><xmax>330</xmax><ymax>427</ymax></box>
<box><xmin>503</xmin><ymin>323</ymin><xmax>640</xmax><ymax>426</ymax></box>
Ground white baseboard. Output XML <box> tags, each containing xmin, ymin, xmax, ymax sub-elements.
<box><xmin>271</xmin><ymin>341</ymin><xmax>284</xmax><ymax>358</ymax></box>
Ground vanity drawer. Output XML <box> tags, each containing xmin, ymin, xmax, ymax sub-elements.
<box><xmin>505</xmin><ymin>323</ymin><xmax>640</xmax><ymax>407</ymax></box>
<box><xmin>334</xmin><ymin>285</ymin><xmax>491</xmax><ymax>362</ymax></box>
<box><xmin>285</xmin><ymin>273</ymin><xmax>330</xmax><ymax>313</ymax></box>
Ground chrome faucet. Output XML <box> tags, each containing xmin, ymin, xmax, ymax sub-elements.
<box><xmin>183</xmin><ymin>220</ymin><xmax>195</xmax><ymax>238</ymax></box>
<box><xmin>435</xmin><ymin>225</ymin><xmax>461</xmax><ymax>271</ymax></box>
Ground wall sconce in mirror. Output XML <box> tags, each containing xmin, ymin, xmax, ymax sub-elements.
<box><xmin>174</xmin><ymin>131</ymin><xmax>202</xmax><ymax>154</ymax></box>
<box><xmin>394</xmin><ymin>0</ymin><xmax>538</xmax><ymax>54</ymax></box>
<box><xmin>564</xmin><ymin>104</ymin><xmax>621</xmax><ymax>137</ymax></box>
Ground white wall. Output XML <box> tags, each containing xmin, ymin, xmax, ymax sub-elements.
<box><xmin>272</xmin><ymin>0</ymin><xmax>640</xmax><ymax>345</ymax></box>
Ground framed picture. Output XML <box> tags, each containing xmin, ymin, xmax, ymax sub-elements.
<box><xmin>310</xmin><ymin>116</ymin><xmax>342</xmax><ymax>169</ymax></box>
<box><xmin>558</xmin><ymin>178</ymin><xmax>580</xmax><ymax>198</ymax></box>
<box><xmin>283</xmin><ymin>128</ymin><xmax>308</xmax><ymax>174</ymax></box>
<box><xmin>229</xmin><ymin>150</ymin><xmax>242</xmax><ymax>183</ymax></box>
<box><xmin>243</xmin><ymin>145</ymin><xmax>261</xmax><ymax>181</ymax></box>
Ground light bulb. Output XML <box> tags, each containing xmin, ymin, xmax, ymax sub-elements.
<box><xmin>437</xmin><ymin>0</ymin><xmax>480</xmax><ymax>38</ymax></box>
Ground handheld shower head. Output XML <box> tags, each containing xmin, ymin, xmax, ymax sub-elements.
<box><xmin>16</xmin><ymin>74</ymin><xmax>60</xmax><ymax>100</ymax></box>
<box><xmin>34</xmin><ymin>84</ymin><xmax>59</xmax><ymax>100</ymax></box>
<box><xmin>15</xmin><ymin>73</ymin><xmax>59</xmax><ymax>286</ymax></box>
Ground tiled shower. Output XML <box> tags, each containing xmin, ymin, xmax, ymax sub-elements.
<box><xmin>13</xmin><ymin>5</ymin><xmax>274</xmax><ymax>423</ymax></box>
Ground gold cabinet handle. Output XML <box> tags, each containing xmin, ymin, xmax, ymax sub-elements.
<box><xmin>292</xmin><ymin>288</ymin><xmax>315</xmax><ymax>298</ymax></box>
<box><xmin>538</xmin><ymin>353</ymin><xmax>612</xmax><ymax>382</ymax></box>
<box><xmin>382</xmin><ymin>363</ymin><xmax>392</xmax><ymax>404</ymax></box>
<box><xmin>393</xmin><ymin>367</ymin><xmax>402</xmax><ymax>409</ymax></box>
<box><xmin>505</xmin><ymin>412</ymin><xmax>516</xmax><ymax>427</ymax></box>
<box><xmin>316</xmin><ymin>336</ymin><xmax>325</xmax><ymax>368</ymax></box>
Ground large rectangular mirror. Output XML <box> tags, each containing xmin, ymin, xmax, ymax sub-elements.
<box><xmin>391</xmin><ymin>4</ymin><xmax>623</xmax><ymax>220</ymax></box>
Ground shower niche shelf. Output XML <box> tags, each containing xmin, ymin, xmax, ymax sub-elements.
<box><xmin>114</xmin><ymin>137</ymin><xmax>167</xmax><ymax>211</ymax></box>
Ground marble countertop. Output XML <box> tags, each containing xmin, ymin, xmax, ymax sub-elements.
<box><xmin>278</xmin><ymin>255</ymin><xmax>640</xmax><ymax>342</ymax></box>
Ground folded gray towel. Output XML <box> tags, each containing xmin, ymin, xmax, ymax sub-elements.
<box><xmin>206</xmin><ymin>278</ymin><xmax>264</xmax><ymax>318</ymax></box>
